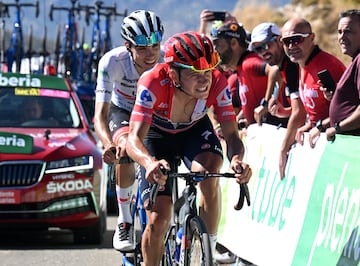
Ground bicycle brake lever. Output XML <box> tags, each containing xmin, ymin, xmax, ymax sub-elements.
<box><xmin>146</xmin><ymin>183</ymin><xmax>160</xmax><ymax>210</ymax></box>
<box><xmin>242</xmin><ymin>183</ymin><xmax>251</xmax><ymax>206</ymax></box>
<box><xmin>234</xmin><ymin>183</ymin><xmax>250</xmax><ymax>210</ymax></box>
<box><xmin>146</xmin><ymin>165</ymin><xmax>167</xmax><ymax>210</ymax></box>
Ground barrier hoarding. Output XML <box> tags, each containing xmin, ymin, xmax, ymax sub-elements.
<box><xmin>218</xmin><ymin>124</ymin><xmax>360</xmax><ymax>266</ymax></box>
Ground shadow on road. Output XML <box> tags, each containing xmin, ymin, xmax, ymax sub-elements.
<box><xmin>0</xmin><ymin>214</ymin><xmax>119</xmax><ymax>250</ymax></box>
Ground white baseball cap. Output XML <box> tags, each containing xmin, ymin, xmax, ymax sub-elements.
<box><xmin>249</xmin><ymin>22</ymin><xmax>281</xmax><ymax>51</ymax></box>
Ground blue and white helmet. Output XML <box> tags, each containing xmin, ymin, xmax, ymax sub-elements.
<box><xmin>121</xmin><ymin>10</ymin><xmax>164</xmax><ymax>46</ymax></box>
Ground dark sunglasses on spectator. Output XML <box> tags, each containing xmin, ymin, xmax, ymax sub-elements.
<box><xmin>253</xmin><ymin>36</ymin><xmax>278</xmax><ymax>53</ymax></box>
<box><xmin>281</xmin><ymin>33</ymin><xmax>310</xmax><ymax>47</ymax></box>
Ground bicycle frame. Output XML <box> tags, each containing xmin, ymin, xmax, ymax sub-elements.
<box><xmin>49</xmin><ymin>0</ymin><xmax>80</xmax><ymax>80</ymax></box>
<box><xmin>78</xmin><ymin>1</ymin><xmax>126</xmax><ymax>84</ymax></box>
<box><xmin>4</xmin><ymin>0</ymin><xmax>39</xmax><ymax>73</ymax></box>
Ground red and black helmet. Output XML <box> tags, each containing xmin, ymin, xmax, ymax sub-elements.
<box><xmin>164</xmin><ymin>31</ymin><xmax>220</xmax><ymax>72</ymax></box>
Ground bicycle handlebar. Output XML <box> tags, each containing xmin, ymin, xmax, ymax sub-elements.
<box><xmin>147</xmin><ymin>170</ymin><xmax>251</xmax><ymax>211</ymax></box>
<box><xmin>1</xmin><ymin>0</ymin><xmax>39</xmax><ymax>18</ymax></box>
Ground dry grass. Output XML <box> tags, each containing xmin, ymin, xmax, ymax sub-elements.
<box><xmin>232</xmin><ymin>0</ymin><xmax>359</xmax><ymax>65</ymax></box>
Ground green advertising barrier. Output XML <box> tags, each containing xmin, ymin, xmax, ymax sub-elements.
<box><xmin>218</xmin><ymin>124</ymin><xmax>359</xmax><ymax>266</ymax></box>
<box><xmin>292</xmin><ymin>134</ymin><xmax>360</xmax><ymax>266</ymax></box>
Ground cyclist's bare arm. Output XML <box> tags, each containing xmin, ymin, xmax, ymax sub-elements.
<box><xmin>220</xmin><ymin>120</ymin><xmax>251</xmax><ymax>184</ymax></box>
<box><xmin>93</xmin><ymin>101</ymin><xmax>116</xmax><ymax>164</ymax></box>
<box><xmin>126</xmin><ymin>120</ymin><xmax>169</xmax><ymax>185</ymax></box>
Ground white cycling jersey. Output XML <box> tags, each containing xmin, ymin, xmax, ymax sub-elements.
<box><xmin>95</xmin><ymin>46</ymin><xmax>164</xmax><ymax>112</ymax></box>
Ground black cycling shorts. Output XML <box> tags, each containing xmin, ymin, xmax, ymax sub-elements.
<box><xmin>139</xmin><ymin>115</ymin><xmax>223</xmax><ymax>203</ymax></box>
<box><xmin>108</xmin><ymin>103</ymin><xmax>131</xmax><ymax>138</ymax></box>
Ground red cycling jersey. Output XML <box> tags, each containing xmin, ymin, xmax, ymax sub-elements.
<box><xmin>235</xmin><ymin>51</ymin><xmax>268</xmax><ymax>124</ymax></box>
<box><xmin>130</xmin><ymin>63</ymin><xmax>236</xmax><ymax>134</ymax></box>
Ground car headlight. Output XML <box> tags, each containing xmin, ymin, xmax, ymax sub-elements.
<box><xmin>45</xmin><ymin>156</ymin><xmax>94</xmax><ymax>174</ymax></box>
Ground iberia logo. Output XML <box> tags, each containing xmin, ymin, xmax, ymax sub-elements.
<box><xmin>0</xmin><ymin>132</ymin><xmax>33</xmax><ymax>154</ymax></box>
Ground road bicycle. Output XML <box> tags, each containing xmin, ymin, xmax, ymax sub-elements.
<box><xmin>120</xmin><ymin>158</ymin><xmax>250</xmax><ymax>266</ymax></box>
<box><xmin>49</xmin><ymin>0</ymin><xmax>81</xmax><ymax>80</ymax></box>
<box><xmin>1</xmin><ymin>0</ymin><xmax>39</xmax><ymax>73</ymax></box>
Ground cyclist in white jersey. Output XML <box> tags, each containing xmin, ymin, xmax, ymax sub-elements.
<box><xmin>93</xmin><ymin>10</ymin><xmax>164</xmax><ymax>251</ymax></box>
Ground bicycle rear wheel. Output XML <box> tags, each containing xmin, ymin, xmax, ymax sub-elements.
<box><xmin>185</xmin><ymin>216</ymin><xmax>212</xmax><ymax>266</ymax></box>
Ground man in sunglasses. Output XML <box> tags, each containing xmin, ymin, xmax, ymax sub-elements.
<box><xmin>249</xmin><ymin>22</ymin><xmax>304</xmax><ymax>179</ymax></box>
<box><xmin>276</xmin><ymin>18</ymin><xmax>345</xmax><ymax>175</ymax></box>
<box><xmin>93</xmin><ymin>10</ymin><xmax>164</xmax><ymax>252</ymax></box>
<box><xmin>210</xmin><ymin>21</ymin><xmax>286</xmax><ymax>128</ymax></box>
<box><xmin>126</xmin><ymin>31</ymin><xmax>252</xmax><ymax>265</ymax></box>
<box><xmin>249</xmin><ymin>22</ymin><xmax>295</xmax><ymax>126</ymax></box>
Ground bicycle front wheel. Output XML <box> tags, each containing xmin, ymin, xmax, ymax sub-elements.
<box><xmin>185</xmin><ymin>216</ymin><xmax>213</xmax><ymax>266</ymax></box>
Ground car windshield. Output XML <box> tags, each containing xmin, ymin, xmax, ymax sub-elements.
<box><xmin>0</xmin><ymin>87</ymin><xmax>83</xmax><ymax>128</ymax></box>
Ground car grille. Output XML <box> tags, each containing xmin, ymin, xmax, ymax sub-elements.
<box><xmin>0</xmin><ymin>161</ymin><xmax>45</xmax><ymax>187</ymax></box>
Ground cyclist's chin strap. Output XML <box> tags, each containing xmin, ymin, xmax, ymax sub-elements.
<box><xmin>174</xmin><ymin>82</ymin><xmax>193</xmax><ymax>97</ymax></box>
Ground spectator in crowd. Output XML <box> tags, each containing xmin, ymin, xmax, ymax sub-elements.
<box><xmin>249</xmin><ymin>22</ymin><xmax>304</xmax><ymax>179</ymax></box>
<box><xmin>210</xmin><ymin>21</ymin><xmax>286</xmax><ymax>127</ymax></box>
<box><xmin>199</xmin><ymin>10</ymin><xmax>244</xmax><ymax>141</ymax></box>
<box><xmin>308</xmin><ymin>9</ymin><xmax>360</xmax><ymax>146</ymax></box>
<box><xmin>272</xmin><ymin>17</ymin><xmax>346</xmax><ymax>178</ymax></box>
<box><xmin>249</xmin><ymin>22</ymin><xmax>295</xmax><ymax>126</ymax></box>
<box><xmin>93</xmin><ymin>10</ymin><xmax>164</xmax><ymax>252</ymax></box>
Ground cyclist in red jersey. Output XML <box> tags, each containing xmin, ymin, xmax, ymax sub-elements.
<box><xmin>210</xmin><ymin>21</ymin><xmax>287</xmax><ymax>127</ymax></box>
<box><xmin>126</xmin><ymin>31</ymin><xmax>252</xmax><ymax>265</ymax></box>
<box><xmin>281</xmin><ymin>18</ymin><xmax>346</xmax><ymax>148</ymax></box>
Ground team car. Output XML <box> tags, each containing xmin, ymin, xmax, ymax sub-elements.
<box><xmin>0</xmin><ymin>72</ymin><xmax>107</xmax><ymax>244</ymax></box>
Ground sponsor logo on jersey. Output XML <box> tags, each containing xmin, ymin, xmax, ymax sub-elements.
<box><xmin>217</xmin><ymin>86</ymin><xmax>232</xmax><ymax>107</ymax></box>
<box><xmin>136</xmin><ymin>85</ymin><xmax>155</xmax><ymax>109</ymax></box>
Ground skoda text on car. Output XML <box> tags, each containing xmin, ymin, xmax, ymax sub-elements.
<box><xmin>0</xmin><ymin>72</ymin><xmax>106</xmax><ymax>244</ymax></box>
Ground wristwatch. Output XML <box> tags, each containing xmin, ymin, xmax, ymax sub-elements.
<box><xmin>260</xmin><ymin>98</ymin><xmax>268</xmax><ymax>108</ymax></box>
<box><xmin>334</xmin><ymin>121</ymin><xmax>342</xmax><ymax>133</ymax></box>
<box><xmin>316</xmin><ymin>119</ymin><xmax>325</xmax><ymax>132</ymax></box>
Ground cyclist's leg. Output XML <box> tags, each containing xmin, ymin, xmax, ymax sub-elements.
<box><xmin>109</xmin><ymin>106</ymin><xmax>136</xmax><ymax>251</ymax></box>
<box><xmin>182</xmin><ymin>115</ymin><xmax>224</xmax><ymax>257</ymax></box>
<box><xmin>139</xmin><ymin>126</ymin><xmax>177</xmax><ymax>265</ymax></box>
<box><xmin>138</xmin><ymin>166</ymin><xmax>173</xmax><ymax>265</ymax></box>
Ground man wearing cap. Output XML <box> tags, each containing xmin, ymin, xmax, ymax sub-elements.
<box><xmin>211</xmin><ymin>21</ymin><xmax>286</xmax><ymax>127</ymax></box>
<box><xmin>249</xmin><ymin>22</ymin><xmax>304</xmax><ymax>179</ymax></box>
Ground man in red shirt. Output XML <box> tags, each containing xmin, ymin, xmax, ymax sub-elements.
<box><xmin>210</xmin><ymin>21</ymin><xmax>286</xmax><ymax>127</ymax></box>
<box><xmin>281</xmin><ymin>18</ymin><xmax>346</xmax><ymax>145</ymax></box>
<box><xmin>126</xmin><ymin>31</ymin><xmax>252</xmax><ymax>265</ymax></box>
<box><xmin>249</xmin><ymin>22</ymin><xmax>302</xmax><ymax>178</ymax></box>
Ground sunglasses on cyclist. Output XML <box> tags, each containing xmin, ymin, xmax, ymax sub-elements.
<box><xmin>134</xmin><ymin>31</ymin><xmax>162</xmax><ymax>46</ymax></box>
<box><xmin>252</xmin><ymin>36</ymin><xmax>278</xmax><ymax>53</ymax></box>
<box><xmin>173</xmin><ymin>52</ymin><xmax>221</xmax><ymax>73</ymax></box>
<box><xmin>281</xmin><ymin>33</ymin><xmax>310</xmax><ymax>47</ymax></box>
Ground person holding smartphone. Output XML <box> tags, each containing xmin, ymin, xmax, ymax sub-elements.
<box><xmin>280</xmin><ymin>17</ymin><xmax>346</xmax><ymax>150</ymax></box>
<box><xmin>308</xmin><ymin>9</ymin><xmax>360</xmax><ymax>147</ymax></box>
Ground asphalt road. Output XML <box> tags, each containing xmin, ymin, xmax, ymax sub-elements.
<box><xmin>0</xmin><ymin>214</ymin><xmax>122</xmax><ymax>266</ymax></box>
